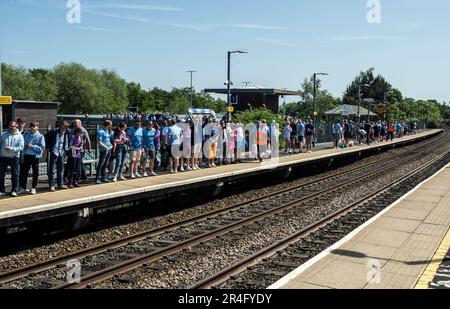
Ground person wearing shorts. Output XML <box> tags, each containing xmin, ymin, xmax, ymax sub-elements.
<box><xmin>142</xmin><ymin>121</ymin><xmax>157</xmax><ymax>176</ymax></box>
<box><xmin>296</xmin><ymin>119</ymin><xmax>305</xmax><ymax>153</ymax></box>
<box><xmin>127</xmin><ymin>119</ymin><xmax>143</xmax><ymax>178</ymax></box>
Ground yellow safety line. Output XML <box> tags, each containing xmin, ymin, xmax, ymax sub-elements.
<box><xmin>415</xmin><ymin>227</ymin><xmax>450</xmax><ymax>289</ymax></box>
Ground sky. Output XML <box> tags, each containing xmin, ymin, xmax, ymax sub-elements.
<box><xmin>1</xmin><ymin>0</ymin><xmax>449</xmax><ymax>103</ymax></box>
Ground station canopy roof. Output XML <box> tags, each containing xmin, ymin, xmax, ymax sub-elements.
<box><xmin>325</xmin><ymin>104</ymin><xmax>377</xmax><ymax>116</ymax></box>
<box><xmin>204</xmin><ymin>88</ymin><xmax>302</xmax><ymax>96</ymax></box>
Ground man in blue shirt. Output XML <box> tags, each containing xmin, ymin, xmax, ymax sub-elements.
<box><xmin>296</xmin><ymin>119</ymin><xmax>306</xmax><ymax>154</ymax></box>
<box><xmin>0</xmin><ymin>121</ymin><xmax>25</xmax><ymax>197</ymax></box>
<box><xmin>96</xmin><ymin>120</ymin><xmax>113</xmax><ymax>184</ymax></box>
<box><xmin>127</xmin><ymin>119</ymin><xmax>143</xmax><ymax>178</ymax></box>
<box><xmin>142</xmin><ymin>121</ymin><xmax>157</xmax><ymax>177</ymax></box>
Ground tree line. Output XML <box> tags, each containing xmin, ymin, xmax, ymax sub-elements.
<box><xmin>1</xmin><ymin>63</ymin><xmax>449</xmax><ymax>125</ymax></box>
<box><xmin>282</xmin><ymin>68</ymin><xmax>449</xmax><ymax>127</ymax></box>
<box><xmin>1</xmin><ymin>63</ymin><xmax>226</xmax><ymax>115</ymax></box>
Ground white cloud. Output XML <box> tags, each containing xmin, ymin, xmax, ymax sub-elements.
<box><xmin>84</xmin><ymin>3</ymin><xmax>184</xmax><ymax>12</ymax></box>
<box><xmin>74</xmin><ymin>26</ymin><xmax>125</xmax><ymax>33</ymax></box>
<box><xmin>158</xmin><ymin>22</ymin><xmax>212</xmax><ymax>32</ymax></box>
<box><xmin>83</xmin><ymin>9</ymin><xmax>151</xmax><ymax>23</ymax></box>
<box><xmin>257</xmin><ymin>37</ymin><xmax>296</xmax><ymax>47</ymax></box>
<box><xmin>217</xmin><ymin>23</ymin><xmax>287</xmax><ymax>30</ymax></box>
<box><xmin>319</xmin><ymin>35</ymin><xmax>407</xmax><ymax>41</ymax></box>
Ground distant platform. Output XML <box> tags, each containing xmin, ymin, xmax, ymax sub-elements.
<box><xmin>270</xmin><ymin>159</ymin><xmax>450</xmax><ymax>289</ymax></box>
<box><xmin>0</xmin><ymin>130</ymin><xmax>442</xmax><ymax>230</ymax></box>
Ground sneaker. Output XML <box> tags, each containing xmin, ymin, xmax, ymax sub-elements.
<box><xmin>119</xmin><ymin>175</ymin><xmax>128</xmax><ymax>181</ymax></box>
<box><xmin>0</xmin><ymin>192</ymin><xmax>6</xmax><ymax>197</ymax></box>
<box><xmin>74</xmin><ymin>183</ymin><xmax>80</xmax><ymax>188</ymax></box>
<box><xmin>211</xmin><ymin>163</ymin><xmax>216</xmax><ymax>167</ymax></box>
<box><xmin>130</xmin><ymin>174</ymin><xmax>136</xmax><ymax>179</ymax></box>
<box><xmin>180</xmin><ymin>167</ymin><xmax>185</xmax><ymax>172</ymax></box>
<box><xmin>102</xmin><ymin>178</ymin><xmax>111</xmax><ymax>183</ymax></box>
<box><xmin>151</xmin><ymin>172</ymin><xmax>158</xmax><ymax>176</ymax></box>
<box><xmin>58</xmin><ymin>185</ymin><xmax>69</xmax><ymax>190</ymax></box>
<box><xmin>113</xmin><ymin>176</ymin><xmax>118</xmax><ymax>182</ymax></box>
<box><xmin>136</xmin><ymin>173</ymin><xmax>143</xmax><ymax>178</ymax></box>
<box><xmin>11</xmin><ymin>192</ymin><xmax>18</xmax><ymax>198</ymax></box>
<box><xmin>143</xmin><ymin>172</ymin><xmax>149</xmax><ymax>177</ymax></box>
<box><xmin>186</xmin><ymin>166</ymin><xmax>192</xmax><ymax>171</ymax></box>
<box><xmin>170</xmin><ymin>169</ymin><xmax>174</xmax><ymax>173</ymax></box>
<box><xmin>50</xmin><ymin>186</ymin><xmax>56</xmax><ymax>192</ymax></box>
<box><xmin>18</xmin><ymin>188</ymin><xmax>28</xmax><ymax>195</ymax></box>
<box><xmin>96</xmin><ymin>179</ymin><xmax>102</xmax><ymax>184</ymax></box>
<box><xmin>68</xmin><ymin>184</ymin><xmax>74</xmax><ymax>189</ymax></box>
<box><xmin>30</xmin><ymin>188</ymin><xmax>37</xmax><ymax>195</ymax></box>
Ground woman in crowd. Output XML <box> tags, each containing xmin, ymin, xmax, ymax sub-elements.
<box><xmin>112</xmin><ymin>123</ymin><xmax>129</xmax><ymax>182</ymax></box>
<box><xmin>68</xmin><ymin>128</ymin><xmax>84</xmax><ymax>188</ymax></box>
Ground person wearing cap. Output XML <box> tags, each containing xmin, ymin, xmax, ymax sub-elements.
<box><xmin>0</xmin><ymin>121</ymin><xmax>25</xmax><ymax>197</ymax></box>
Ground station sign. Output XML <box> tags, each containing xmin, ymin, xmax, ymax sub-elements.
<box><xmin>0</xmin><ymin>96</ymin><xmax>12</xmax><ymax>105</ymax></box>
<box><xmin>228</xmin><ymin>106</ymin><xmax>235</xmax><ymax>113</ymax></box>
<box><xmin>313</xmin><ymin>112</ymin><xmax>318</xmax><ymax>116</ymax></box>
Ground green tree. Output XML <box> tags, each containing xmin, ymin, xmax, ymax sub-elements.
<box><xmin>1</xmin><ymin>64</ymin><xmax>36</xmax><ymax>99</ymax></box>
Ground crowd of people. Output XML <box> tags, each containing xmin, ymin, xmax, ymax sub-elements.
<box><xmin>0</xmin><ymin>116</ymin><xmax>279</xmax><ymax>198</ymax></box>
<box><xmin>0</xmin><ymin>115</ymin><xmax>419</xmax><ymax>198</ymax></box>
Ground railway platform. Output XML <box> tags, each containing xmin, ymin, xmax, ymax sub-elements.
<box><xmin>0</xmin><ymin>130</ymin><xmax>442</xmax><ymax>231</ymax></box>
<box><xmin>270</xmin><ymin>161</ymin><xmax>450</xmax><ymax>289</ymax></box>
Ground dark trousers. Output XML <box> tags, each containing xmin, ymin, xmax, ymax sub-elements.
<box><xmin>96</xmin><ymin>151</ymin><xmax>110</xmax><ymax>180</ymax></box>
<box><xmin>48</xmin><ymin>153</ymin><xmax>65</xmax><ymax>188</ymax></box>
<box><xmin>387</xmin><ymin>132</ymin><xmax>394</xmax><ymax>141</ymax></box>
<box><xmin>68</xmin><ymin>157</ymin><xmax>81</xmax><ymax>185</ymax></box>
<box><xmin>114</xmin><ymin>147</ymin><xmax>127</xmax><ymax>175</ymax></box>
<box><xmin>0</xmin><ymin>157</ymin><xmax>20</xmax><ymax>193</ymax></box>
<box><xmin>79</xmin><ymin>151</ymin><xmax>87</xmax><ymax>180</ymax></box>
<box><xmin>19</xmin><ymin>155</ymin><xmax>39</xmax><ymax>189</ymax></box>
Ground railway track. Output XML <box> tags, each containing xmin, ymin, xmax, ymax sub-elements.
<box><xmin>0</xmin><ymin>131</ymin><xmax>447</xmax><ymax>289</ymax></box>
<box><xmin>192</xmin><ymin>147</ymin><xmax>450</xmax><ymax>289</ymax></box>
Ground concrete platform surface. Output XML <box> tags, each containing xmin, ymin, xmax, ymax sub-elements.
<box><xmin>0</xmin><ymin>130</ymin><xmax>441</xmax><ymax>227</ymax></box>
<box><xmin>270</xmin><ymin>161</ymin><xmax>450</xmax><ymax>289</ymax></box>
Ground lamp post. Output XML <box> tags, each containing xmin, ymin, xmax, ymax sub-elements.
<box><xmin>358</xmin><ymin>83</ymin><xmax>371</xmax><ymax>127</ymax></box>
<box><xmin>187</xmin><ymin>70</ymin><xmax>196</xmax><ymax>109</ymax></box>
<box><xmin>226</xmin><ymin>50</ymin><xmax>248</xmax><ymax>123</ymax></box>
<box><xmin>313</xmin><ymin>73</ymin><xmax>328</xmax><ymax>145</ymax></box>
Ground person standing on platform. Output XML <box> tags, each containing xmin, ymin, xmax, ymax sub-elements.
<box><xmin>169</xmin><ymin>119</ymin><xmax>183</xmax><ymax>173</ymax></box>
<box><xmin>153</xmin><ymin>123</ymin><xmax>161</xmax><ymax>171</ymax></box>
<box><xmin>305</xmin><ymin>119</ymin><xmax>315</xmax><ymax>153</ymax></box>
<box><xmin>127</xmin><ymin>119</ymin><xmax>144</xmax><ymax>178</ymax></box>
<box><xmin>142</xmin><ymin>121</ymin><xmax>157</xmax><ymax>176</ymax></box>
<box><xmin>284</xmin><ymin>121</ymin><xmax>292</xmax><ymax>154</ymax></box>
<box><xmin>67</xmin><ymin>128</ymin><xmax>84</xmax><ymax>188</ymax></box>
<box><xmin>297</xmin><ymin>119</ymin><xmax>305</xmax><ymax>154</ymax></box>
<box><xmin>290</xmin><ymin>119</ymin><xmax>298</xmax><ymax>153</ymax></box>
<box><xmin>45</xmin><ymin>121</ymin><xmax>70</xmax><ymax>192</ymax></box>
<box><xmin>0</xmin><ymin>121</ymin><xmax>25</xmax><ymax>197</ymax></box>
<box><xmin>73</xmin><ymin>119</ymin><xmax>92</xmax><ymax>182</ymax></box>
<box><xmin>332</xmin><ymin>120</ymin><xmax>342</xmax><ymax>149</ymax></box>
<box><xmin>96</xmin><ymin>120</ymin><xmax>113</xmax><ymax>184</ymax></box>
<box><xmin>256</xmin><ymin>120</ymin><xmax>269</xmax><ymax>162</ymax></box>
<box><xmin>16</xmin><ymin>118</ymin><xmax>26</xmax><ymax>135</ymax></box>
<box><xmin>387</xmin><ymin>121</ymin><xmax>395</xmax><ymax>142</ymax></box>
<box><xmin>112</xmin><ymin>123</ymin><xmax>129</xmax><ymax>182</ymax></box>
<box><xmin>18</xmin><ymin>122</ymin><xmax>45</xmax><ymax>195</ymax></box>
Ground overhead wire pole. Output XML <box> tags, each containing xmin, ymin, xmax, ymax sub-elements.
<box><xmin>312</xmin><ymin>72</ymin><xmax>328</xmax><ymax>145</ymax></box>
<box><xmin>226</xmin><ymin>50</ymin><xmax>247</xmax><ymax>123</ymax></box>
<box><xmin>187</xmin><ymin>70</ymin><xmax>196</xmax><ymax>109</ymax></box>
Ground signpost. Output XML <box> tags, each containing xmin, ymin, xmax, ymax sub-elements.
<box><xmin>0</xmin><ymin>96</ymin><xmax>13</xmax><ymax>134</ymax></box>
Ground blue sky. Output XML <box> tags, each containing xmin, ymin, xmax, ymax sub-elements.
<box><xmin>1</xmin><ymin>0</ymin><xmax>449</xmax><ymax>102</ymax></box>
